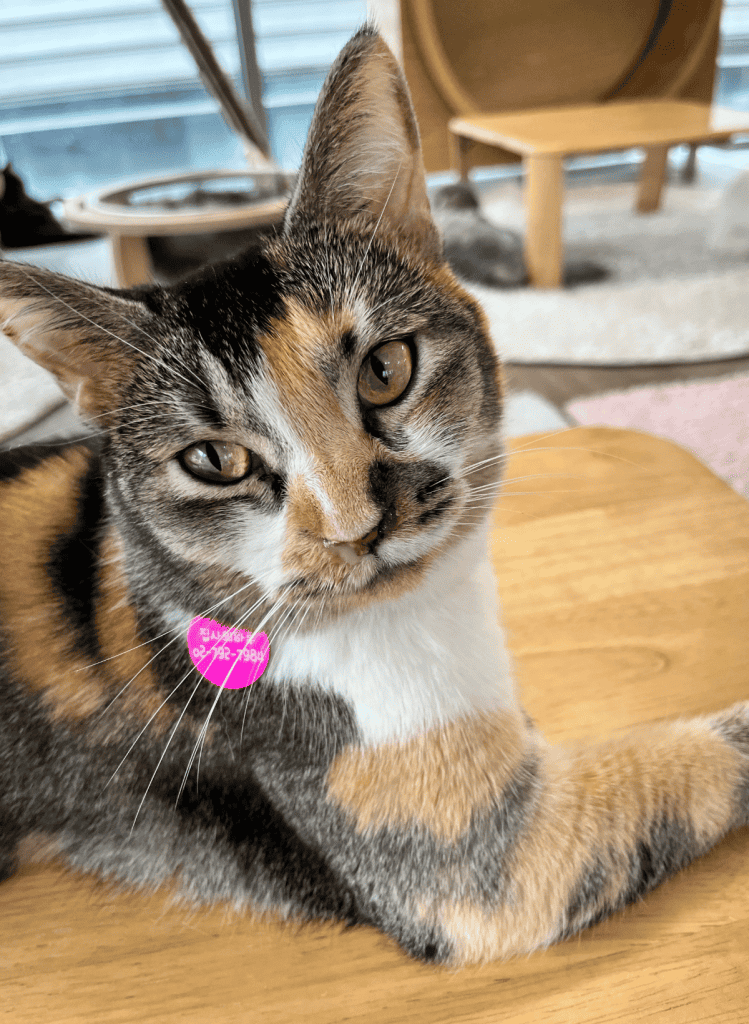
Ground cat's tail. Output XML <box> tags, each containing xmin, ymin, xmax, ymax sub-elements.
<box><xmin>324</xmin><ymin>702</ymin><xmax>749</xmax><ymax>964</ymax></box>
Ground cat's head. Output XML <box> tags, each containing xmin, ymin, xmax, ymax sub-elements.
<box><xmin>0</xmin><ymin>27</ymin><xmax>503</xmax><ymax>626</ymax></box>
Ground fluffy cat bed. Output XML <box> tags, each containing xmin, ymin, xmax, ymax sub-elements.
<box><xmin>459</xmin><ymin>178</ymin><xmax>749</xmax><ymax>365</ymax></box>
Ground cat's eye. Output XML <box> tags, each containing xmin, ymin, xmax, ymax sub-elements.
<box><xmin>181</xmin><ymin>441</ymin><xmax>251</xmax><ymax>484</ymax></box>
<box><xmin>358</xmin><ymin>341</ymin><xmax>413</xmax><ymax>407</ymax></box>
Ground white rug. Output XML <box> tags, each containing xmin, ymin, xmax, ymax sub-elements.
<box><xmin>466</xmin><ymin>180</ymin><xmax>749</xmax><ymax>365</ymax></box>
<box><xmin>503</xmin><ymin>390</ymin><xmax>570</xmax><ymax>437</ymax></box>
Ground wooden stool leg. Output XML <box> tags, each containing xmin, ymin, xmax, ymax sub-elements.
<box><xmin>637</xmin><ymin>145</ymin><xmax>669</xmax><ymax>213</ymax></box>
<box><xmin>111</xmin><ymin>234</ymin><xmax>153</xmax><ymax>288</ymax></box>
<box><xmin>450</xmin><ymin>132</ymin><xmax>474</xmax><ymax>181</ymax></box>
<box><xmin>524</xmin><ymin>155</ymin><xmax>563</xmax><ymax>288</ymax></box>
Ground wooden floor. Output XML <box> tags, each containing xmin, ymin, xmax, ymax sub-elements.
<box><xmin>2</xmin><ymin>427</ymin><xmax>748</xmax><ymax>1023</ymax></box>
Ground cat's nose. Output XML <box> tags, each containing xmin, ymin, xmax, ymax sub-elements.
<box><xmin>322</xmin><ymin>505</ymin><xmax>397</xmax><ymax>563</ymax></box>
<box><xmin>323</xmin><ymin>526</ymin><xmax>380</xmax><ymax>565</ymax></box>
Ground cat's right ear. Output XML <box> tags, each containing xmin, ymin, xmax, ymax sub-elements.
<box><xmin>283</xmin><ymin>25</ymin><xmax>441</xmax><ymax>257</ymax></box>
<box><xmin>0</xmin><ymin>260</ymin><xmax>151</xmax><ymax>424</ymax></box>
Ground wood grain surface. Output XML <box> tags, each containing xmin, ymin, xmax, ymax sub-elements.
<box><xmin>382</xmin><ymin>0</ymin><xmax>723</xmax><ymax>173</ymax></box>
<box><xmin>448</xmin><ymin>102</ymin><xmax>749</xmax><ymax>157</ymax></box>
<box><xmin>2</xmin><ymin>427</ymin><xmax>748</xmax><ymax>1023</ymax></box>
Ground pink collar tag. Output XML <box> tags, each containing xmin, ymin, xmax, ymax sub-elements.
<box><xmin>187</xmin><ymin>617</ymin><xmax>269</xmax><ymax>688</ymax></box>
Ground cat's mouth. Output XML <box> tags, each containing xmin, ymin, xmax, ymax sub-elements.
<box><xmin>274</xmin><ymin>477</ymin><xmax>488</xmax><ymax>612</ymax></box>
<box><xmin>279</xmin><ymin>550</ymin><xmax>425</xmax><ymax>607</ymax></box>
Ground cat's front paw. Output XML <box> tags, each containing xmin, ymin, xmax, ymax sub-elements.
<box><xmin>710</xmin><ymin>701</ymin><xmax>749</xmax><ymax>826</ymax></box>
<box><xmin>711</xmin><ymin>701</ymin><xmax>749</xmax><ymax>756</ymax></box>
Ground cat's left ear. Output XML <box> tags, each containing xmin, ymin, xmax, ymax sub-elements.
<box><xmin>0</xmin><ymin>260</ymin><xmax>151</xmax><ymax>424</ymax></box>
<box><xmin>284</xmin><ymin>25</ymin><xmax>441</xmax><ymax>257</ymax></box>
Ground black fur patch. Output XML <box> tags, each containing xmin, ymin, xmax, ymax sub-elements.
<box><xmin>46</xmin><ymin>451</ymin><xmax>105</xmax><ymax>662</ymax></box>
<box><xmin>340</xmin><ymin>329</ymin><xmax>356</xmax><ymax>360</ymax></box>
<box><xmin>174</xmin><ymin>248</ymin><xmax>283</xmax><ymax>376</ymax></box>
<box><xmin>713</xmin><ymin>708</ymin><xmax>749</xmax><ymax>756</ymax></box>
<box><xmin>621</xmin><ymin>817</ymin><xmax>698</xmax><ymax>905</ymax></box>
<box><xmin>464</xmin><ymin>755</ymin><xmax>540</xmax><ymax>905</ymax></box>
<box><xmin>157</xmin><ymin>767</ymin><xmax>365</xmax><ymax>924</ymax></box>
<box><xmin>417</xmin><ymin>495</ymin><xmax>455</xmax><ymax>526</ymax></box>
<box><xmin>0</xmin><ymin>441</ymin><xmax>82</xmax><ymax>483</ymax></box>
<box><xmin>562</xmin><ymin>817</ymin><xmax>702</xmax><ymax>940</ymax></box>
<box><xmin>361</xmin><ymin>413</ymin><xmax>409</xmax><ymax>449</ymax></box>
<box><xmin>369</xmin><ymin>459</ymin><xmax>445</xmax><ymax>510</ymax></box>
<box><xmin>562</xmin><ymin>857</ymin><xmax>613</xmax><ymax>936</ymax></box>
<box><xmin>396</xmin><ymin>927</ymin><xmax>452</xmax><ymax>965</ymax></box>
<box><xmin>415</xmin><ymin>476</ymin><xmax>449</xmax><ymax>504</ymax></box>
<box><xmin>0</xmin><ymin>815</ymin><xmax>20</xmax><ymax>883</ymax></box>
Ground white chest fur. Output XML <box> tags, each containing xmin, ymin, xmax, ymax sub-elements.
<box><xmin>265</xmin><ymin>532</ymin><xmax>517</xmax><ymax>745</ymax></box>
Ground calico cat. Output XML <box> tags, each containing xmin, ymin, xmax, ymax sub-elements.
<box><xmin>0</xmin><ymin>27</ymin><xmax>747</xmax><ymax>967</ymax></box>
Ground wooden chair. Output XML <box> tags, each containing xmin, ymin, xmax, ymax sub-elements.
<box><xmin>370</xmin><ymin>0</ymin><xmax>749</xmax><ymax>286</ymax></box>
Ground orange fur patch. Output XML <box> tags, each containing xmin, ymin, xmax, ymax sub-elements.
<box><xmin>326</xmin><ymin>707</ymin><xmax>534</xmax><ymax>841</ymax></box>
<box><xmin>416</xmin><ymin>719</ymin><xmax>744</xmax><ymax>964</ymax></box>
<box><xmin>0</xmin><ymin>448</ymin><xmax>106</xmax><ymax>720</ymax></box>
<box><xmin>95</xmin><ymin>529</ymin><xmax>172</xmax><ymax>729</ymax></box>
<box><xmin>0</xmin><ymin>450</ymin><xmax>170</xmax><ymax>731</ymax></box>
<box><xmin>261</xmin><ymin>298</ymin><xmax>382</xmax><ymax>540</ymax></box>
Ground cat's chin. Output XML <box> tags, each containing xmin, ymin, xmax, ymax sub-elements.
<box><xmin>272</xmin><ymin>511</ymin><xmax>492</xmax><ymax>625</ymax></box>
<box><xmin>278</xmin><ymin>552</ymin><xmax>432</xmax><ymax>620</ymax></box>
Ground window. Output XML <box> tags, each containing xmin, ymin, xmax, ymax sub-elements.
<box><xmin>718</xmin><ymin>0</ymin><xmax>749</xmax><ymax>109</ymax></box>
<box><xmin>0</xmin><ymin>0</ymin><xmax>366</xmax><ymax>198</ymax></box>
<box><xmin>3</xmin><ymin>2</ymin><xmax>743</xmax><ymax>201</ymax></box>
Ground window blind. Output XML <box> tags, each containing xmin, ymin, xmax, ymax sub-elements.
<box><xmin>0</xmin><ymin>0</ymin><xmax>366</xmax><ymax>194</ymax></box>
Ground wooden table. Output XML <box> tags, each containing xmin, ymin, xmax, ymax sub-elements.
<box><xmin>61</xmin><ymin>170</ymin><xmax>288</xmax><ymax>288</ymax></box>
<box><xmin>2</xmin><ymin>427</ymin><xmax>748</xmax><ymax>1023</ymax></box>
<box><xmin>449</xmin><ymin>100</ymin><xmax>749</xmax><ymax>286</ymax></box>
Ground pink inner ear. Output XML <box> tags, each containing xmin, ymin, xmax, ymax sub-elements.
<box><xmin>0</xmin><ymin>260</ymin><xmax>148</xmax><ymax>424</ymax></box>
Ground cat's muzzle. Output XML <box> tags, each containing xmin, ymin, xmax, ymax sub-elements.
<box><xmin>322</xmin><ymin>526</ymin><xmax>379</xmax><ymax>565</ymax></box>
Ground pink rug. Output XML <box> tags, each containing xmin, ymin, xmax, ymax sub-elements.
<box><xmin>565</xmin><ymin>374</ymin><xmax>749</xmax><ymax>500</ymax></box>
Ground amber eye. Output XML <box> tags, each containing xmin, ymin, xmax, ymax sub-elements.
<box><xmin>358</xmin><ymin>340</ymin><xmax>413</xmax><ymax>407</ymax></box>
<box><xmin>181</xmin><ymin>441</ymin><xmax>251</xmax><ymax>484</ymax></box>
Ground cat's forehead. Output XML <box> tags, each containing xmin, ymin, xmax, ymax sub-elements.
<box><xmin>138</xmin><ymin>220</ymin><xmax>494</xmax><ymax>452</ymax></box>
<box><xmin>269</xmin><ymin>219</ymin><xmax>434</xmax><ymax>321</ymax></box>
<box><xmin>167</xmin><ymin>223</ymin><xmax>450</xmax><ymax>385</ymax></box>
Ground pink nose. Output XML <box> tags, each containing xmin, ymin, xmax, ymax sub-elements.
<box><xmin>323</xmin><ymin>526</ymin><xmax>380</xmax><ymax>564</ymax></box>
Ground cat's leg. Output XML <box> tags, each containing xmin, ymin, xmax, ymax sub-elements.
<box><xmin>325</xmin><ymin>702</ymin><xmax>749</xmax><ymax>964</ymax></box>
